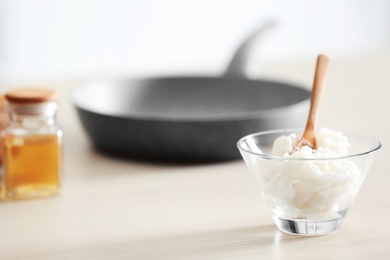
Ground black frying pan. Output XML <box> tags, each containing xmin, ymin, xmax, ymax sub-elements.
<box><xmin>72</xmin><ymin>23</ymin><xmax>311</xmax><ymax>162</ymax></box>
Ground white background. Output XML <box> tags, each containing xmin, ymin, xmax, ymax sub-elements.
<box><xmin>0</xmin><ymin>0</ymin><xmax>389</xmax><ymax>81</ymax></box>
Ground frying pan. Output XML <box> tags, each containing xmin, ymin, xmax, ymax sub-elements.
<box><xmin>72</xmin><ymin>23</ymin><xmax>311</xmax><ymax>162</ymax></box>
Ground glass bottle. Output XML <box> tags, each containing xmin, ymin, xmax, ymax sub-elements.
<box><xmin>1</xmin><ymin>88</ymin><xmax>62</xmax><ymax>200</ymax></box>
<box><xmin>0</xmin><ymin>94</ymin><xmax>8</xmax><ymax>165</ymax></box>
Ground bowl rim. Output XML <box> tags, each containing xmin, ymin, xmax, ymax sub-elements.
<box><xmin>237</xmin><ymin>128</ymin><xmax>382</xmax><ymax>161</ymax></box>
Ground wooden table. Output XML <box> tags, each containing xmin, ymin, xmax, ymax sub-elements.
<box><xmin>0</xmin><ymin>53</ymin><xmax>389</xmax><ymax>259</ymax></box>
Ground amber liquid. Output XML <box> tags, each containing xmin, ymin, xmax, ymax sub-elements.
<box><xmin>2</xmin><ymin>133</ymin><xmax>61</xmax><ymax>200</ymax></box>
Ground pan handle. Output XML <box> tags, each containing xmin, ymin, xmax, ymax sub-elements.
<box><xmin>223</xmin><ymin>20</ymin><xmax>277</xmax><ymax>79</ymax></box>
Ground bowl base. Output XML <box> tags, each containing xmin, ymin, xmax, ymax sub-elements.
<box><xmin>273</xmin><ymin>216</ymin><xmax>345</xmax><ymax>236</ymax></box>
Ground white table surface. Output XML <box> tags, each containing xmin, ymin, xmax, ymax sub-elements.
<box><xmin>0</xmin><ymin>53</ymin><xmax>389</xmax><ymax>259</ymax></box>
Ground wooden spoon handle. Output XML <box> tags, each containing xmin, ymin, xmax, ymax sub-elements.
<box><xmin>302</xmin><ymin>54</ymin><xmax>330</xmax><ymax>143</ymax></box>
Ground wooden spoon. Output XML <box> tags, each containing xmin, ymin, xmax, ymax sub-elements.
<box><xmin>291</xmin><ymin>54</ymin><xmax>330</xmax><ymax>153</ymax></box>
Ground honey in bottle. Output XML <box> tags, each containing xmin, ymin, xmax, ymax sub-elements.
<box><xmin>1</xmin><ymin>88</ymin><xmax>62</xmax><ymax>200</ymax></box>
<box><xmin>0</xmin><ymin>95</ymin><xmax>8</xmax><ymax>164</ymax></box>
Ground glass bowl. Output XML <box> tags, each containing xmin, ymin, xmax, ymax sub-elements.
<box><xmin>237</xmin><ymin>129</ymin><xmax>381</xmax><ymax>236</ymax></box>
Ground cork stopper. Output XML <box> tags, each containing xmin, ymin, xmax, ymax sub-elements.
<box><xmin>4</xmin><ymin>88</ymin><xmax>58</xmax><ymax>115</ymax></box>
<box><xmin>5</xmin><ymin>88</ymin><xmax>58</xmax><ymax>104</ymax></box>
